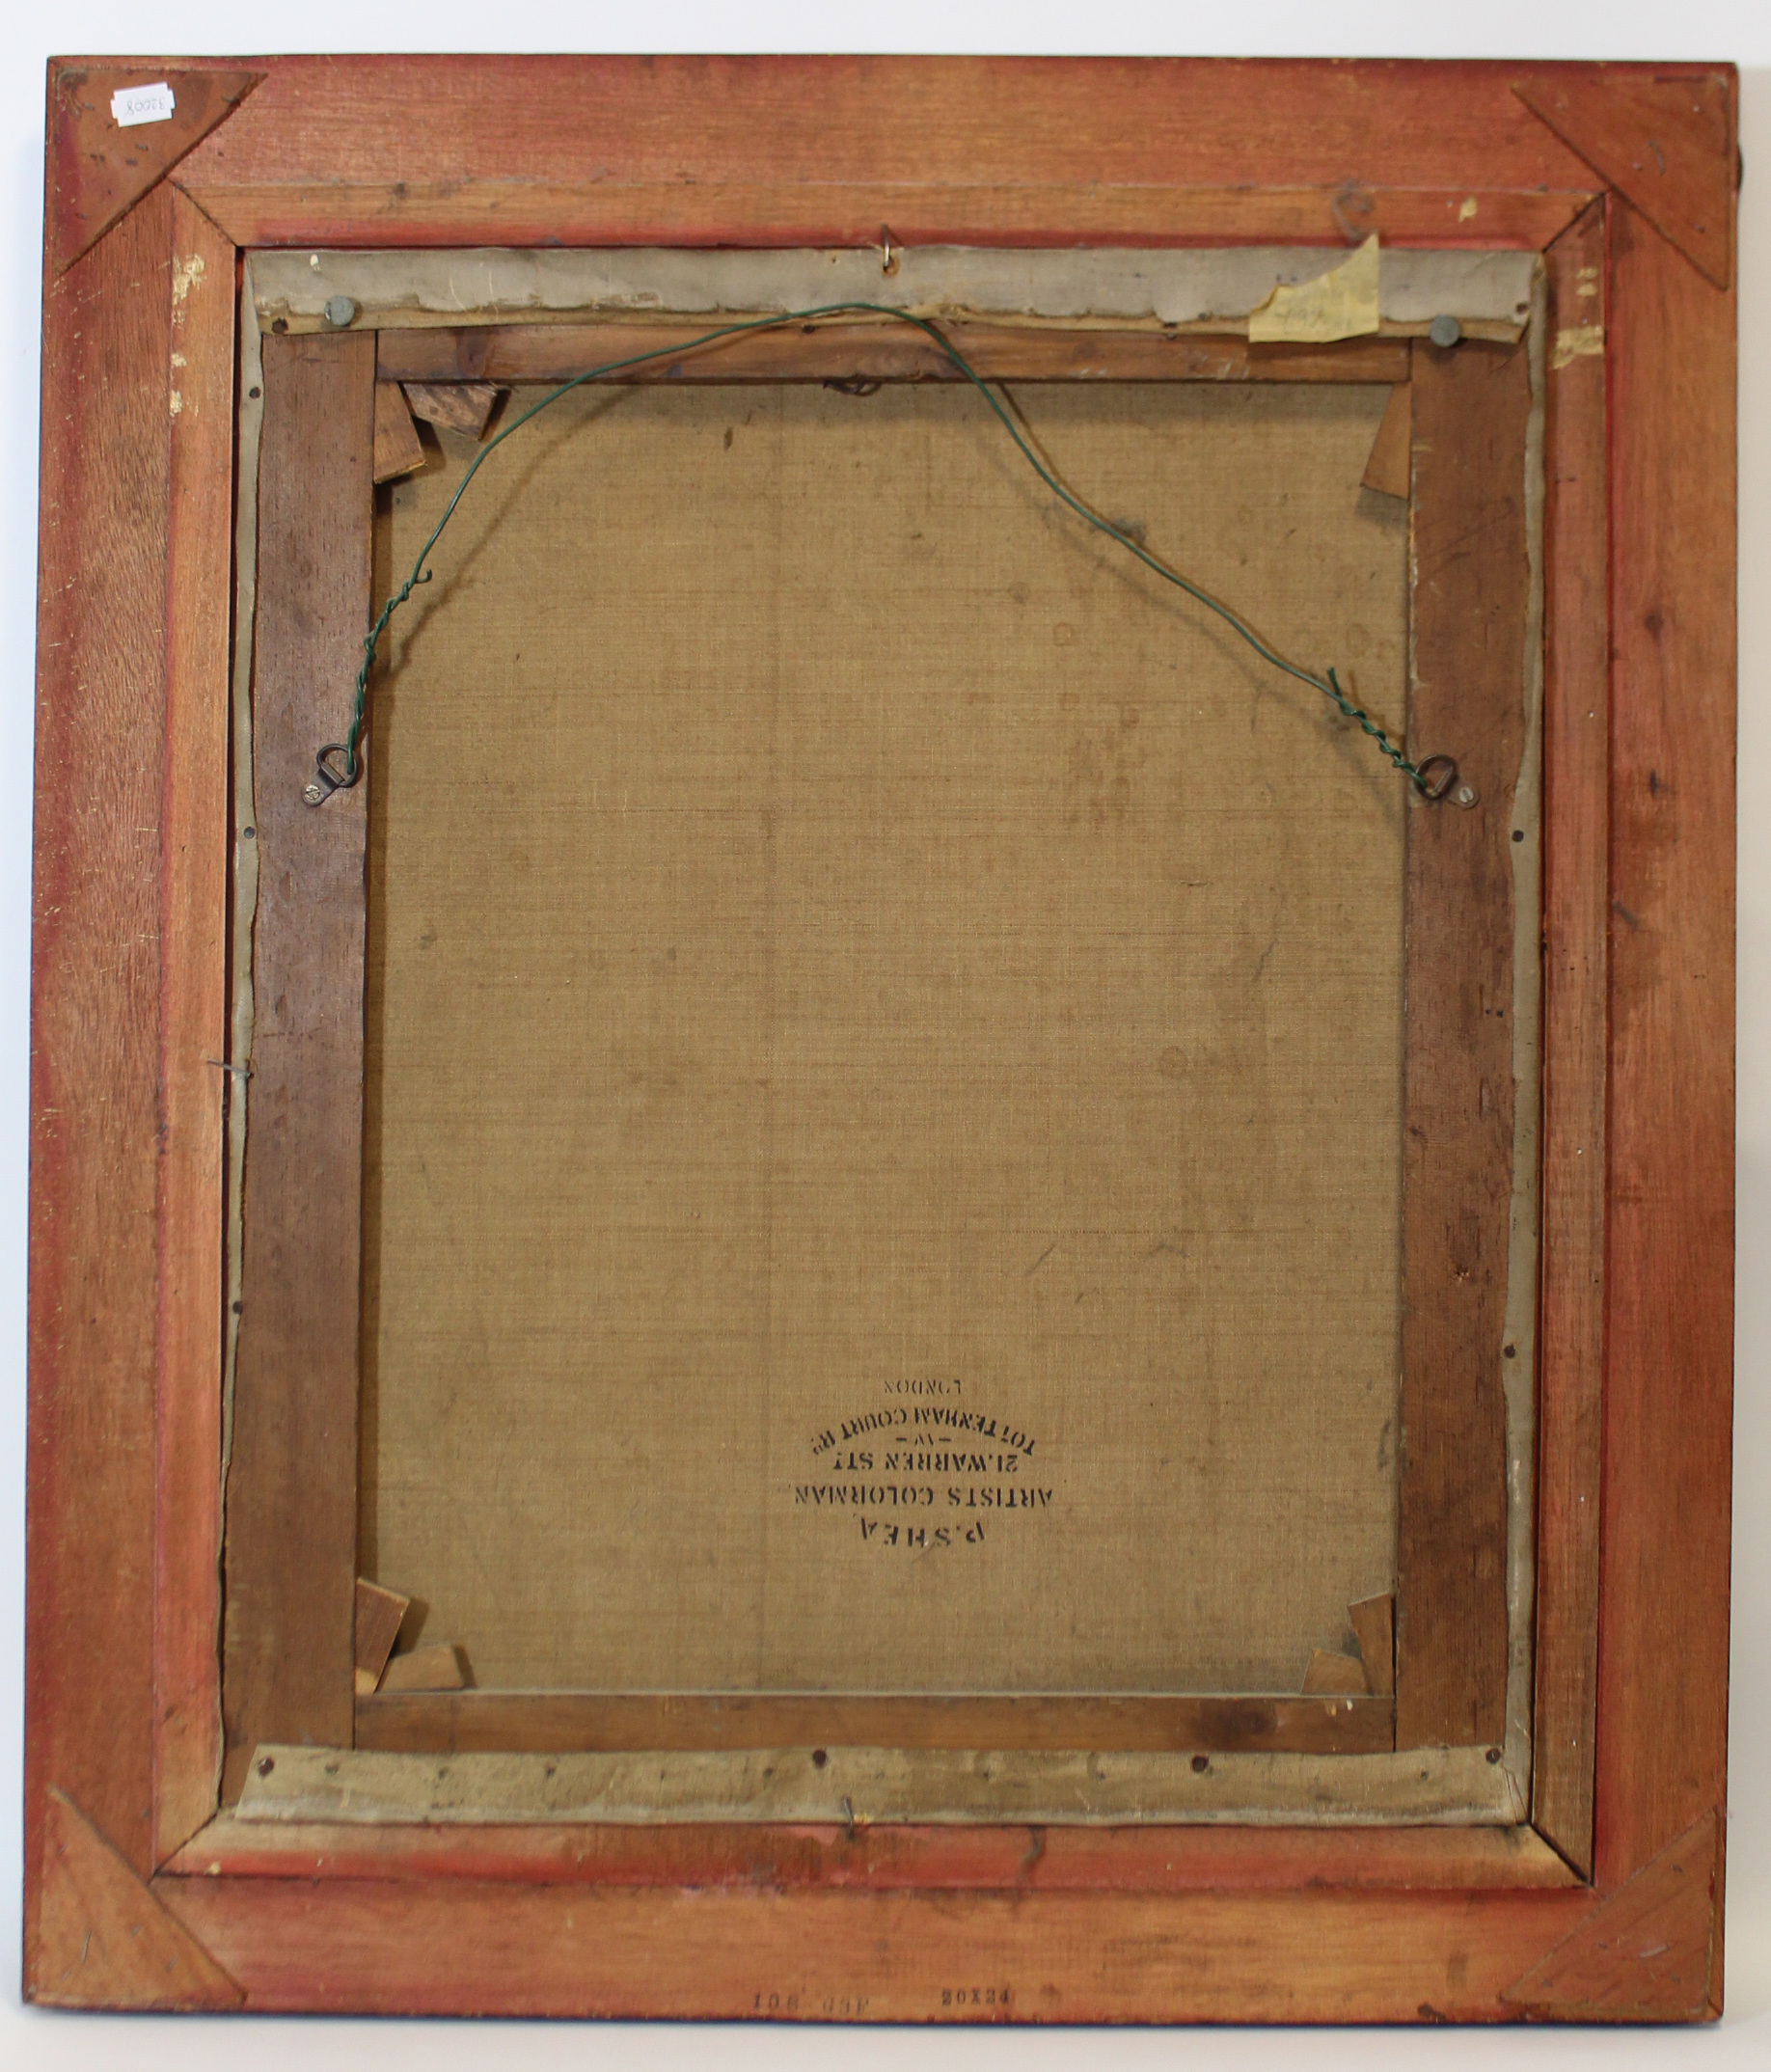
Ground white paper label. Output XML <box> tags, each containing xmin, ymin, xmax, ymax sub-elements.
<box><xmin>111</xmin><ymin>82</ymin><xmax>176</xmax><ymax>127</ymax></box>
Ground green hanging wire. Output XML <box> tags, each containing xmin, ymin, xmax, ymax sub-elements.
<box><xmin>302</xmin><ymin>302</ymin><xmax>1442</xmax><ymax>804</ymax></box>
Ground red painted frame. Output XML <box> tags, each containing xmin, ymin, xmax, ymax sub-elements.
<box><xmin>25</xmin><ymin>55</ymin><xmax>1734</xmax><ymax>2021</ymax></box>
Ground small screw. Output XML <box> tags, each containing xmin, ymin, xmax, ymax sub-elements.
<box><xmin>1429</xmin><ymin>314</ymin><xmax>1462</xmax><ymax>348</ymax></box>
<box><xmin>1190</xmin><ymin>1754</ymin><xmax>1210</xmax><ymax>1774</ymax></box>
<box><xmin>302</xmin><ymin>780</ymin><xmax>325</xmax><ymax>806</ymax></box>
<box><xmin>1453</xmin><ymin>781</ymin><xmax>1479</xmax><ymax>809</ymax></box>
<box><xmin>1485</xmin><ymin>1746</ymin><xmax>1503</xmax><ymax>1765</ymax></box>
<box><xmin>811</xmin><ymin>1748</ymin><xmax>828</xmax><ymax>1768</ymax></box>
<box><xmin>256</xmin><ymin>1755</ymin><xmax>275</xmax><ymax>1778</ymax></box>
<box><xmin>247</xmin><ymin>385</ymin><xmax>260</xmax><ymax>399</ymax></box>
<box><xmin>321</xmin><ymin>294</ymin><xmax>359</xmax><ymax>330</ymax></box>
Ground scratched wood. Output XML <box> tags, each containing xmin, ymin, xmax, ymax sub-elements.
<box><xmin>45</xmin><ymin>63</ymin><xmax>260</xmax><ymax>273</ymax></box>
<box><xmin>221</xmin><ymin>331</ymin><xmax>376</xmax><ymax>1799</ymax></box>
<box><xmin>169</xmin><ymin>55</ymin><xmax>1597</xmax><ymax>252</ymax></box>
<box><xmin>356</xmin><ymin>1690</ymin><xmax>1394</xmax><ymax>1758</ymax></box>
<box><xmin>1594</xmin><ymin>195</ymin><xmax>1735</xmax><ymax>1896</ymax></box>
<box><xmin>153</xmin><ymin>1870</ymin><xmax>1594</xmax><ymax>2021</ymax></box>
<box><xmin>1532</xmin><ymin>199</ymin><xmax>1609</xmax><ymax>1878</ymax></box>
<box><xmin>26</xmin><ymin>188</ymin><xmax>177</xmax><ymax>1993</ymax></box>
<box><xmin>375</xmin><ymin>323</ymin><xmax>1412</xmax><ymax>387</ymax></box>
<box><xmin>1514</xmin><ymin>68</ymin><xmax>1736</xmax><ymax>290</ymax></box>
<box><xmin>33</xmin><ymin>1789</ymin><xmax>240</xmax><ymax>2010</ymax></box>
<box><xmin>1395</xmin><ymin>336</ymin><xmax>1531</xmax><ymax>1750</ymax></box>
<box><xmin>1505</xmin><ymin>1812</ymin><xmax>1722</xmax><ymax>2020</ymax></box>
<box><xmin>153</xmin><ymin>192</ymin><xmax>237</xmax><ymax>1864</ymax></box>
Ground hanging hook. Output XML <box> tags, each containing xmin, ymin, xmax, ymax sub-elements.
<box><xmin>1411</xmin><ymin>753</ymin><xmax>1477</xmax><ymax>806</ymax></box>
<box><xmin>302</xmin><ymin>742</ymin><xmax>360</xmax><ymax>807</ymax></box>
<box><xmin>880</xmin><ymin>227</ymin><xmax>900</xmax><ymax>278</ymax></box>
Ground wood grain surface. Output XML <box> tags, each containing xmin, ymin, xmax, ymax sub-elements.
<box><xmin>1532</xmin><ymin>199</ymin><xmax>1610</xmax><ymax>1878</ymax></box>
<box><xmin>153</xmin><ymin>192</ymin><xmax>236</xmax><ymax>1865</ymax></box>
<box><xmin>46</xmin><ymin>63</ymin><xmax>261</xmax><ymax>273</ymax></box>
<box><xmin>21</xmin><ymin>49</ymin><xmax>1737</xmax><ymax>2028</ymax></box>
<box><xmin>169</xmin><ymin>1810</ymin><xmax>1578</xmax><ymax>1892</ymax></box>
<box><xmin>1395</xmin><ymin>336</ymin><xmax>1531</xmax><ymax>1750</ymax></box>
<box><xmin>33</xmin><ymin>1790</ymin><xmax>240</xmax><ymax>2010</ymax></box>
<box><xmin>356</xmin><ymin>1690</ymin><xmax>1394</xmax><ymax>1758</ymax></box>
<box><xmin>376</xmin><ymin>323</ymin><xmax>1413</xmax><ymax>387</ymax></box>
<box><xmin>170</xmin><ymin>57</ymin><xmax>1597</xmax><ymax>252</ymax></box>
<box><xmin>153</xmin><ymin>1870</ymin><xmax>1594</xmax><ymax>2021</ymax></box>
<box><xmin>26</xmin><ymin>188</ymin><xmax>177</xmax><ymax>1979</ymax></box>
<box><xmin>1514</xmin><ymin>68</ymin><xmax>1736</xmax><ymax>290</ymax></box>
<box><xmin>1594</xmin><ymin>198</ymin><xmax>1735</xmax><ymax>1894</ymax></box>
<box><xmin>1505</xmin><ymin>1811</ymin><xmax>1722</xmax><ymax>2020</ymax></box>
<box><xmin>221</xmin><ymin>332</ymin><xmax>376</xmax><ymax>1799</ymax></box>
<box><xmin>370</xmin><ymin>381</ymin><xmax>424</xmax><ymax>483</ymax></box>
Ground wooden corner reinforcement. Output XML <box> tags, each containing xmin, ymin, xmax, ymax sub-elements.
<box><xmin>1360</xmin><ymin>384</ymin><xmax>1410</xmax><ymax>500</ymax></box>
<box><xmin>403</xmin><ymin>379</ymin><xmax>502</xmax><ymax>441</ymax></box>
<box><xmin>1502</xmin><ymin>1811</ymin><xmax>1724</xmax><ymax>2021</ymax></box>
<box><xmin>46</xmin><ymin>64</ymin><xmax>262</xmax><ymax>274</ymax></box>
<box><xmin>1301</xmin><ymin>1593</ymin><xmax>1396</xmax><ymax>1704</ymax></box>
<box><xmin>1512</xmin><ymin>68</ymin><xmax>1737</xmax><ymax>289</ymax></box>
<box><xmin>354</xmin><ymin>1576</ymin><xmax>411</xmax><ymax>1694</ymax></box>
<box><xmin>372</xmin><ymin>382</ymin><xmax>426</xmax><ymax>484</ymax></box>
<box><xmin>28</xmin><ymin>1788</ymin><xmax>242</xmax><ymax>2009</ymax></box>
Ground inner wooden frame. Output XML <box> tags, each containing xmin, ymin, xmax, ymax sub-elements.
<box><xmin>220</xmin><ymin>305</ymin><xmax>1528</xmax><ymax>1808</ymax></box>
<box><xmin>24</xmin><ymin>55</ymin><xmax>1734</xmax><ymax>2022</ymax></box>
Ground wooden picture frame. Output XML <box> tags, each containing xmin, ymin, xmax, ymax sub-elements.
<box><xmin>26</xmin><ymin>54</ymin><xmax>1735</xmax><ymax>2022</ymax></box>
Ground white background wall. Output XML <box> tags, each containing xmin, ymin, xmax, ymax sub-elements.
<box><xmin>2</xmin><ymin>6</ymin><xmax>1765</xmax><ymax>2065</ymax></box>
